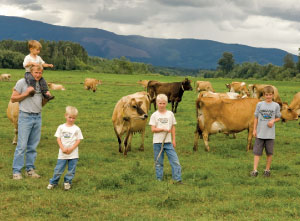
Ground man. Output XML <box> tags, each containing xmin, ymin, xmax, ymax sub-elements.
<box><xmin>11</xmin><ymin>65</ymin><xmax>48</xmax><ymax>180</ymax></box>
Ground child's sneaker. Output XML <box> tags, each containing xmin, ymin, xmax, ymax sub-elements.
<box><xmin>29</xmin><ymin>90</ymin><xmax>36</xmax><ymax>97</ymax></box>
<box><xmin>64</xmin><ymin>183</ymin><xmax>71</xmax><ymax>191</ymax></box>
<box><xmin>44</xmin><ymin>94</ymin><xmax>55</xmax><ymax>101</ymax></box>
<box><xmin>250</xmin><ymin>170</ymin><xmax>258</xmax><ymax>177</ymax></box>
<box><xmin>47</xmin><ymin>184</ymin><xmax>57</xmax><ymax>190</ymax></box>
<box><xmin>25</xmin><ymin>169</ymin><xmax>41</xmax><ymax>178</ymax></box>
<box><xmin>263</xmin><ymin>170</ymin><xmax>271</xmax><ymax>177</ymax></box>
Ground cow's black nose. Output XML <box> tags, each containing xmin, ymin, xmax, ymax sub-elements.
<box><xmin>144</xmin><ymin>114</ymin><xmax>148</xmax><ymax>118</ymax></box>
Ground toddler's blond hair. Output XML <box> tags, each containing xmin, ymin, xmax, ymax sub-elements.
<box><xmin>28</xmin><ymin>40</ymin><xmax>42</xmax><ymax>50</ymax></box>
<box><xmin>66</xmin><ymin>106</ymin><xmax>78</xmax><ymax>116</ymax></box>
<box><xmin>156</xmin><ymin>94</ymin><xmax>168</xmax><ymax>103</ymax></box>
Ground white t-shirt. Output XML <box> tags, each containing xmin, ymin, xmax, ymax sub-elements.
<box><xmin>23</xmin><ymin>54</ymin><xmax>45</xmax><ymax>72</ymax></box>
<box><xmin>149</xmin><ymin>110</ymin><xmax>177</xmax><ymax>143</ymax></box>
<box><xmin>54</xmin><ymin>123</ymin><xmax>83</xmax><ymax>159</ymax></box>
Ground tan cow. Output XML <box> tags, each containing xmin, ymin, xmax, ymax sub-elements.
<box><xmin>248</xmin><ymin>84</ymin><xmax>282</xmax><ymax>104</ymax></box>
<box><xmin>7</xmin><ymin>100</ymin><xmax>19</xmax><ymax>144</ymax></box>
<box><xmin>287</xmin><ymin>92</ymin><xmax>300</xmax><ymax>116</ymax></box>
<box><xmin>193</xmin><ymin>97</ymin><xmax>260</xmax><ymax>152</ymax></box>
<box><xmin>112</xmin><ymin>91</ymin><xmax>150</xmax><ymax>156</ymax></box>
<box><xmin>48</xmin><ymin>83</ymin><xmax>66</xmax><ymax>90</ymax></box>
<box><xmin>198</xmin><ymin>91</ymin><xmax>243</xmax><ymax>99</ymax></box>
<box><xmin>195</xmin><ymin>81</ymin><xmax>215</xmax><ymax>93</ymax></box>
<box><xmin>137</xmin><ymin>80</ymin><xmax>150</xmax><ymax>90</ymax></box>
<box><xmin>84</xmin><ymin>78</ymin><xmax>102</xmax><ymax>92</ymax></box>
<box><xmin>225</xmin><ymin>82</ymin><xmax>249</xmax><ymax>96</ymax></box>
<box><xmin>0</xmin><ymin>73</ymin><xmax>11</xmax><ymax>81</ymax></box>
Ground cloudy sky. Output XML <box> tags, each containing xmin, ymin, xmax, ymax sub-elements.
<box><xmin>0</xmin><ymin>0</ymin><xmax>299</xmax><ymax>54</ymax></box>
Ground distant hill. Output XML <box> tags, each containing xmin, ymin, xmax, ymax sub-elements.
<box><xmin>0</xmin><ymin>15</ymin><xmax>296</xmax><ymax>69</ymax></box>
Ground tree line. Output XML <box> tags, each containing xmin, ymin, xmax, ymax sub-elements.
<box><xmin>0</xmin><ymin>39</ymin><xmax>152</xmax><ymax>75</ymax></box>
<box><xmin>200</xmin><ymin>51</ymin><xmax>300</xmax><ymax>81</ymax></box>
<box><xmin>0</xmin><ymin>39</ymin><xmax>299</xmax><ymax>80</ymax></box>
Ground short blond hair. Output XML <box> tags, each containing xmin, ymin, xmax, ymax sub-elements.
<box><xmin>65</xmin><ymin>106</ymin><xmax>78</xmax><ymax>116</ymax></box>
<box><xmin>30</xmin><ymin>64</ymin><xmax>43</xmax><ymax>72</ymax></box>
<box><xmin>156</xmin><ymin>94</ymin><xmax>168</xmax><ymax>103</ymax></box>
<box><xmin>28</xmin><ymin>40</ymin><xmax>42</xmax><ymax>50</ymax></box>
<box><xmin>263</xmin><ymin>86</ymin><xmax>274</xmax><ymax>95</ymax></box>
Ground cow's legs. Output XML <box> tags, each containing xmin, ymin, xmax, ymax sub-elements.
<box><xmin>139</xmin><ymin>130</ymin><xmax>145</xmax><ymax>151</ymax></box>
<box><xmin>127</xmin><ymin>133</ymin><xmax>133</xmax><ymax>151</ymax></box>
<box><xmin>171</xmin><ymin>101</ymin><xmax>175</xmax><ymax>112</ymax></box>
<box><xmin>124</xmin><ymin>132</ymin><xmax>131</xmax><ymax>156</ymax></box>
<box><xmin>174</xmin><ymin>101</ymin><xmax>179</xmax><ymax>113</ymax></box>
<box><xmin>193</xmin><ymin>129</ymin><xmax>199</xmax><ymax>151</ymax></box>
<box><xmin>247</xmin><ymin>127</ymin><xmax>254</xmax><ymax>151</ymax></box>
<box><xmin>202</xmin><ymin>132</ymin><xmax>210</xmax><ymax>151</ymax></box>
<box><xmin>113</xmin><ymin>127</ymin><xmax>123</xmax><ymax>153</ymax></box>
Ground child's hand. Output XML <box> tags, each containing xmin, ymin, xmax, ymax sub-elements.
<box><xmin>163</xmin><ymin>128</ymin><xmax>170</xmax><ymax>133</ymax></box>
<box><xmin>48</xmin><ymin>64</ymin><xmax>54</xmax><ymax>68</ymax></box>
<box><xmin>172</xmin><ymin>140</ymin><xmax>176</xmax><ymax>149</ymax></box>
<box><xmin>253</xmin><ymin>129</ymin><xmax>257</xmax><ymax>137</ymax></box>
<box><xmin>267</xmin><ymin>120</ymin><xmax>275</xmax><ymax>128</ymax></box>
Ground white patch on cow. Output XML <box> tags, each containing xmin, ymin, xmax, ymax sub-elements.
<box><xmin>229</xmin><ymin>88</ymin><xmax>235</xmax><ymax>93</ymax></box>
<box><xmin>226</xmin><ymin>92</ymin><xmax>239</xmax><ymax>99</ymax></box>
<box><xmin>211</xmin><ymin>121</ymin><xmax>225</xmax><ymax>133</ymax></box>
<box><xmin>241</xmin><ymin>82</ymin><xmax>246</xmax><ymax>86</ymax></box>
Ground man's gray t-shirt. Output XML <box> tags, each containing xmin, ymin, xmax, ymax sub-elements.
<box><xmin>14</xmin><ymin>78</ymin><xmax>43</xmax><ymax>113</ymax></box>
<box><xmin>254</xmin><ymin>101</ymin><xmax>281</xmax><ymax>139</ymax></box>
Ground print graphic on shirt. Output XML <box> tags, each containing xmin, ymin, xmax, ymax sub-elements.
<box><xmin>259</xmin><ymin>109</ymin><xmax>274</xmax><ymax>120</ymax></box>
<box><xmin>35</xmin><ymin>83</ymin><xmax>41</xmax><ymax>94</ymax></box>
<box><xmin>62</xmin><ymin>132</ymin><xmax>72</xmax><ymax>139</ymax></box>
<box><xmin>158</xmin><ymin>118</ymin><xmax>168</xmax><ymax>124</ymax></box>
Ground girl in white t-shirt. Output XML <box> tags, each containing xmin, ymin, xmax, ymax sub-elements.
<box><xmin>149</xmin><ymin>94</ymin><xmax>182</xmax><ymax>183</ymax></box>
<box><xmin>47</xmin><ymin>106</ymin><xmax>83</xmax><ymax>190</ymax></box>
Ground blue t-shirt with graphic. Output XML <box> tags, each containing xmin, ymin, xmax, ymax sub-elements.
<box><xmin>254</xmin><ymin>101</ymin><xmax>281</xmax><ymax>139</ymax></box>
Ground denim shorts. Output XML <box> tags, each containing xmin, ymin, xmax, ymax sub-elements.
<box><xmin>253</xmin><ymin>138</ymin><xmax>274</xmax><ymax>156</ymax></box>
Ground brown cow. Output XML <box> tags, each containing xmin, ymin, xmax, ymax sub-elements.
<box><xmin>147</xmin><ymin>78</ymin><xmax>193</xmax><ymax>113</ymax></box>
<box><xmin>225</xmin><ymin>82</ymin><xmax>249</xmax><ymax>96</ymax></box>
<box><xmin>288</xmin><ymin>92</ymin><xmax>300</xmax><ymax>116</ymax></box>
<box><xmin>84</xmin><ymin>78</ymin><xmax>102</xmax><ymax>92</ymax></box>
<box><xmin>248</xmin><ymin>84</ymin><xmax>282</xmax><ymax>104</ymax></box>
<box><xmin>48</xmin><ymin>83</ymin><xmax>66</xmax><ymax>90</ymax></box>
<box><xmin>0</xmin><ymin>73</ymin><xmax>11</xmax><ymax>81</ymax></box>
<box><xmin>193</xmin><ymin>97</ymin><xmax>260</xmax><ymax>152</ymax></box>
<box><xmin>112</xmin><ymin>91</ymin><xmax>150</xmax><ymax>156</ymax></box>
<box><xmin>198</xmin><ymin>91</ymin><xmax>243</xmax><ymax>99</ymax></box>
<box><xmin>7</xmin><ymin>100</ymin><xmax>19</xmax><ymax>144</ymax></box>
<box><xmin>280</xmin><ymin>102</ymin><xmax>298</xmax><ymax>122</ymax></box>
<box><xmin>195</xmin><ymin>81</ymin><xmax>215</xmax><ymax>93</ymax></box>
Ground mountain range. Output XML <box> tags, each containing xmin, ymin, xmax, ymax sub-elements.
<box><xmin>0</xmin><ymin>15</ymin><xmax>296</xmax><ymax>69</ymax></box>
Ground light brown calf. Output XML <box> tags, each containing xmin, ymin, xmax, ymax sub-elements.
<box><xmin>7</xmin><ymin>100</ymin><xmax>19</xmax><ymax>144</ymax></box>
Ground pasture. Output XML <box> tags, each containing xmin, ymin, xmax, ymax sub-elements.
<box><xmin>1</xmin><ymin>69</ymin><xmax>300</xmax><ymax>220</ymax></box>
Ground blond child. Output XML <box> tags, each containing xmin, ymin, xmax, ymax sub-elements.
<box><xmin>149</xmin><ymin>94</ymin><xmax>182</xmax><ymax>183</ymax></box>
<box><xmin>250</xmin><ymin>86</ymin><xmax>281</xmax><ymax>177</ymax></box>
<box><xmin>47</xmin><ymin>106</ymin><xmax>83</xmax><ymax>190</ymax></box>
<box><xmin>23</xmin><ymin>40</ymin><xmax>54</xmax><ymax>101</ymax></box>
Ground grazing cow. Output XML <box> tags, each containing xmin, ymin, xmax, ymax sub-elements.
<box><xmin>198</xmin><ymin>91</ymin><xmax>243</xmax><ymax>99</ymax></box>
<box><xmin>137</xmin><ymin>80</ymin><xmax>150</xmax><ymax>90</ymax></box>
<box><xmin>112</xmin><ymin>91</ymin><xmax>150</xmax><ymax>156</ymax></box>
<box><xmin>287</xmin><ymin>92</ymin><xmax>300</xmax><ymax>116</ymax></box>
<box><xmin>48</xmin><ymin>83</ymin><xmax>65</xmax><ymax>90</ymax></box>
<box><xmin>280</xmin><ymin>102</ymin><xmax>299</xmax><ymax>122</ymax></box>
<box><xmin>225</xmin><ymin>82</ymin><xmax>249</xmax><ymax>97</ymax></box>
<box><xmin>195</xmin><ymin>81</ymin><xmax>215</xmax><ymax>93</ymax></box>
<box><xmin>147</xmin><ymin>78</ymin><xmax>193</xmax><ymax>113</ymax></box>
<box><xmin>193</xmin><ymin>97</ymin><xmax>260</xmax><ymax>152</ymax></box>
<box><xmin>0</xmin><ymin>73</ymin><xmax>11</xmax><ymax>81</ymax></box>
<box><xmin>7</xmin><ymin>100</ymin><xmax>19</xmax><ymax>144</ymax></box>
<box><xmin>84</xmin><ymin>78</ymin><xmax>102</xmax><ymax>92</ymax></box>
<box><xmin>248</xmin><ymin>84</ymin><xmax>282</xmax><ymax>104</ymax></box>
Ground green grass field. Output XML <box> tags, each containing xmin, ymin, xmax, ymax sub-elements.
<box><xmin>1</xmin><ymin>69</ymin><xmax>300</xmax><ymax>220</ymax></box>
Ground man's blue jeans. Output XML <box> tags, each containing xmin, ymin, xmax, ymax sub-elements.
<box><xmin>153</xmin><ymin>143</ymin><xmax>182</xmax><ymax>181</ymax></box>
<box><xmin>49</xmin><ymin>159</ymin><xmax>78</xmax><ymax>184</ymax></box>
<box><xmin>12</xmin><ymin>111</ymin><xmax>41</xmax><ymax>174</ymax></box>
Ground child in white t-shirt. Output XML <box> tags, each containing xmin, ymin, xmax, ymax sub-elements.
<box><xmin>47</xmin><ymin>106</ymin><xmax>83</xmax><ymax>190</ymax></box>
<box><xmin>149</xmin><ymin>94</ymin><xmax>182</xmax><ymax>183</ymax></box>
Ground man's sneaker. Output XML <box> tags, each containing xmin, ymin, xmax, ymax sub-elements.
<box><xmin>25</xmin><ymin>169</ymin><xmax>41</xmax><ymax>178</ymax></box>
<box><xmin>64</xmin><ymin>183</ymin><xmax>71</xmax><ymax>191</ymax></box>
<box><xmin>263</xmin><ymin>170</ymin><xmax>271</xmax><ymax>177</ymax></box>
<box><xmin>47</xmin><ymin>184</ymin><xmax>57</xmax><ymax>190</ymax></box>
<box><xmin>174</xmin><ymin>180</ymin><xmax>184</xmax><ymax>185</ymax></box>
<box><xmin>250</xmin><ymin>170</ymin><xmax>258</xmax><ymax>177</ymax></box>
<box><xmin>13</xmin><ymin>173</ymin><xmax>23</xmax><ymax>180</ymax></box>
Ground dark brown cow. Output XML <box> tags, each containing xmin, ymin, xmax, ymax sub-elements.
<box><xmin>147</xmin><ymin>78</ymin><xmax>193</xmax><ymax>113</ymax></box>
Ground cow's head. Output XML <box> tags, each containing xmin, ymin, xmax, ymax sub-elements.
<box><xmin>124</xmin><ymin>98</ymin><xmax>148</xmax><ymax>121</ymax></box>
<box><xmin>182</xmin><ymin>78</ymin><xmax>193</xmax><ymax>91</ymax></box>
<box><xmin>225</xmin><ymin>83</ymin><xmax>231</xmax><ymax>90</ymax></box>
<box><xmin>97</xmin><ymin>80</ymin><xmax>102</xmax><ymax>85</ymax></box>
<box><xmin>281</xmin><ymin>102</ymin><xmax>298</xmax><ymax>122</ymax></box>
